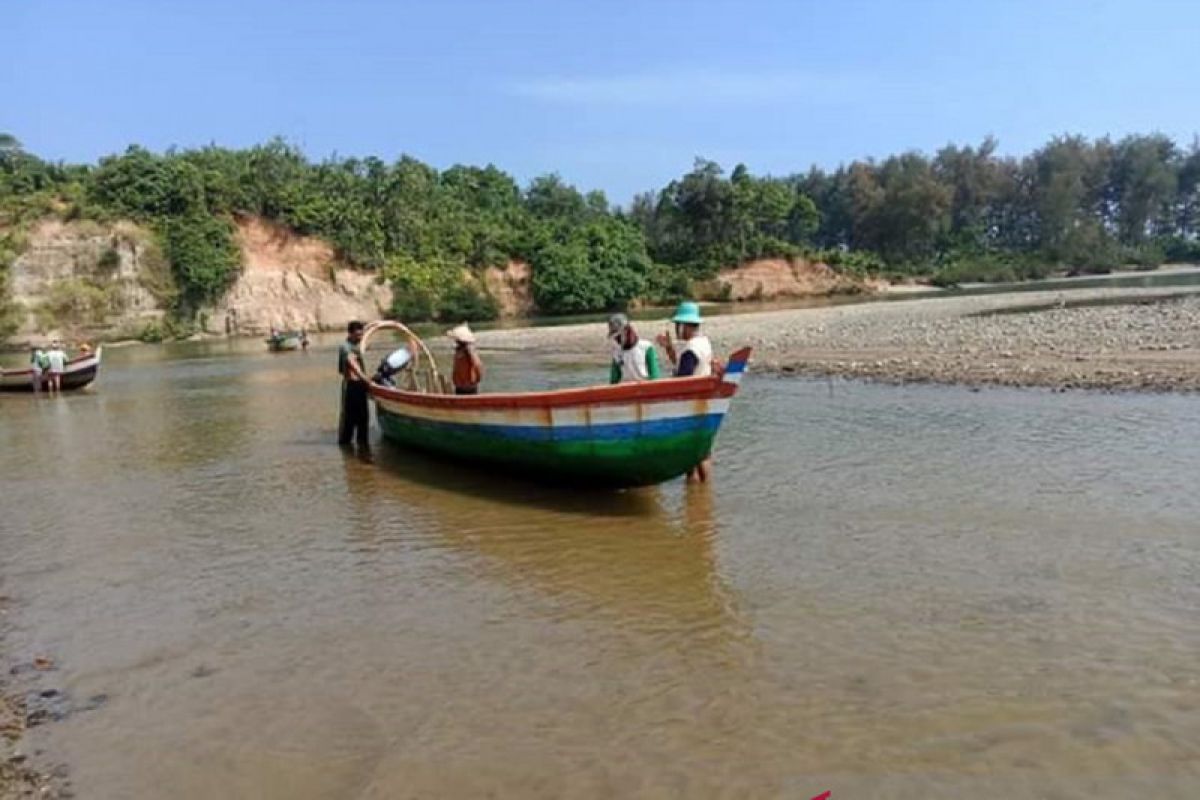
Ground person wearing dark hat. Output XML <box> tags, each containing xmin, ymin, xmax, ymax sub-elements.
<box><xmin>608</xmin><ymin>313</ymin><xmax>660</xmax><ymax>384</ymax></box>
<box><xmin>337</xmin><ymin>320</ymin><xmax>370</xmax><ymax>451</ymax></box>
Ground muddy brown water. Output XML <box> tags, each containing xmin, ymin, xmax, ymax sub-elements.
<box><xmin>2</xmin><ymin>337</ymin><xmax>1199</xmax><ymax>799</ymax></box>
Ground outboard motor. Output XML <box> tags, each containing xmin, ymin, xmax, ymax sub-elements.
<box><xmin>373</xmin><ymin>346</ymin><xmax>413</xmax><ymax>387</ymax></box>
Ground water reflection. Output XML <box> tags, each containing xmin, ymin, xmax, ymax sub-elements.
<box><xmin>343</xmin><ymin>446</ymin><xmax>747</xmax><ymax>646</ymax></box>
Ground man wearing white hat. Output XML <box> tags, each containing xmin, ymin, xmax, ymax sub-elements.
<box><xmin>447</xmin><ymin>323</ymin><xmax>484</xmax><ymax>395</ymax></box>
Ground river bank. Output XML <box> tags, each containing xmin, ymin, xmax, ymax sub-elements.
<box><xmin>1</xmin><ymin>685</ymin><xmax>44</xmax><ymax>800</ymax></box>
<box><xmin>0</xmin><ymin>596</ymin><xmax>60</xmax><ymax>800</ymax></box>
<box><xmin>477</xmin><ymin>285</ymin><xmax>1200</xmax><ymax>392</ymax></box>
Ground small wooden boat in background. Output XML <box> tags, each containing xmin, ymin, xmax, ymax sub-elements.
<box><xmin>360</xmin><ymin>321</ymin><xmax>751</xmax><ymax>487</ymax></box>
<box><xmin>266</xmin><ymin>331</ymin><xmax>303</xmax><ymax>352</ymax></box>
<box><xmin>0</xmin><ymin>348</ymin><xmax>103</xmax><ymax>393</ymax></box>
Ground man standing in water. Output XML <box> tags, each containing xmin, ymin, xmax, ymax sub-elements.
<box><xmin>45</xmin><ymin>340</ymin><xmax>68</xmax><ymax>394</ymax></box>
<box><xmin>657</xmin><ymin>302</ymin><xmax>713</xmax><ymax>379</ymax></box>
<box><xmin>658</xmin><ymin>302</ymin><xmax>715</xmax><ymax>481</ymax></box>
<box><xmin>29</xmin><ymin>345</ymin><xmax>47</xmax><ymax>394</ymax></box>
<box><xmin>337</xmin><ymin>321</ymin><xmax>370</xmax><ymax>453</ymax></box>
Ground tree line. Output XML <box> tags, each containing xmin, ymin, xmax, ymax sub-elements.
<box><xmin>2</xmin><ymin>132</ymin><xmax>1199</xmax><ymax>334</ymax></box>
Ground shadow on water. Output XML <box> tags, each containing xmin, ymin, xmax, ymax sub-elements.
<box><xmin>338</xmin><ymin>443</ymin><xmax>749</xmax><ymax>645</ymax></box>
<box><xmin>363</xmin><ymin>434</ymin><xmax>666</xmax><ymax>516</ymax></box>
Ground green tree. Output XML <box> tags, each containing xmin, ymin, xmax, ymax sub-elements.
<box><xmin>1175</xmin><ymin>139</ymin><xmax>1200</xmax><ymax>238</ymax></box>
<box><xmin>1110</xmin><ymin>134</ymin><xmax>1178</xmax><ymax>244</ymax></box>
<box><xmin>525</xmin><ymin>174</ymin><xmax>588</xmax><ymax>222</ymax></box>
<box><xmin>162</xmin><ymin>212</ymin><xmax>241</xmax><ymax>310</ymax></box>
<box><xmin>1030</xmin><ymin>135</ymin><xmax>1115</xmax><ymax>261</ymax></box>
<box><xmin>530</xmin><ymin>218</ymin><xmax>650</xmax><ymax>314</ymax></box>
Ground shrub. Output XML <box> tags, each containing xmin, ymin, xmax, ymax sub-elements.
<box><xmin>391</xmin><ymin>286</ymin><xmax>436</xmax><ymax>322</ymax></box>
<box><xmin>929</xmin><ymin>252</ymin><xmax>1054</xmax><ymax>286</ymax></box>
<box><xmin>436</xmin><ymin>282</ymin><xmax>499</xmax><ymax>322</ymax></box>
<box><xmin>807</xmin><ymin>247</ymin><xmax>888</xmax><ymax>276</ymax></box>
<box><xmin>1160</xmin><ymin>236</ymin><xmax>1200</xmax><ymax>263</ymax></box>
<box><xmin>0</xmin><ymin>238</ymin><xmax>21</xmax><ymax>337</ymax></box>
<box><xmin>138</xmin><ymin>320</ymin><xmax>165</xmax><ymax>343</ymax></box>
<box><xmin>642</xmin><ymin>263</ymin><xmax>693</xmax><ymax>305</ymax></box>
<box><xmin>161</xmin><ymin>213</ymin><xmax>241</xmax><ymax>310</ymax></box>
<box><xmin>36</xmin><ymin>277</ymin><xmax>123</xmax><ymax>330</ymax></box>
<box><xmin>529</xmin><ymin>218</ymin><xmax>650</xmax><ymax>314</ymax></box>
<box><xmin>97</xmin><ymin>246</ymin><xmax>121</xmax><ymax>272</ymax></box>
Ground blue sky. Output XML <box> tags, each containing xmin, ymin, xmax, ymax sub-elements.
<box><xmin>6</xmin><ymin>0</ymin><xmax>1199</xmax><ymax>202</ymax></box>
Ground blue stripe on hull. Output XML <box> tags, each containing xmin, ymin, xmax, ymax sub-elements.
<box><xmin>375</xmin><ymin>409</ymin><xmax>725</xmax><ymax>442</ymax></box>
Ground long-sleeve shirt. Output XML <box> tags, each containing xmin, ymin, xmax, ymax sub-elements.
<box><xmin>609</xmin><ymin>341</ymin><xmax>660</xmax><ymax>384</ymax></box>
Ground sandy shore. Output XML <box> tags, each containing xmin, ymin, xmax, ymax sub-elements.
<box><xmin>1</xmin><ymin>692</ymin><xmax>41</xmax><ymax>800</ymax></box>
<box><xmin>477</xmin><ymin>285</ymin><xmax>1200</xmax><ymax>392</ymax></box>
<box><xmin>1</xmin><ymin>595</ymin><xmax>62</xmax><ymax>800</ymax></box>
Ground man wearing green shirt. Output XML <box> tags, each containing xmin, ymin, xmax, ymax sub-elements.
<box><xmin>607</xmin><ymin>313</ymin><xmax>660</xmax><ymax>384</ymax></box>
<box><xmin>337</xmin><ymin>320</ymin><xmax>370</xmax><ymax>452</ymax></box>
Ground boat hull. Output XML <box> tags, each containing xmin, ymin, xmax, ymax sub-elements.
<box><xmin>0</xmin><ymin>349</ymin><xmax>103</xmax><ymax>393</ymax></box>
<box><xmin>370</xmin><ymin>348</ymin><xmax>750</xmax><ymax>487</ymax></box>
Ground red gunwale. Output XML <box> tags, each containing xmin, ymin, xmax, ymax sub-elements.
<box><xmin>369</xmin><ymin>347</ymin><xmax>751</xmax><ymax>411</ymax></box>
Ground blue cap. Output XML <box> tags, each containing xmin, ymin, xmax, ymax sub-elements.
<box><xmin>671</xmin><ymin>301</ymin><xmax>703</xmax><ymax>325</ymax></box>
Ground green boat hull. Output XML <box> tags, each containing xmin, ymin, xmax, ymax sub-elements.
<box><xmin>375</xmin><ymin>407</ymin><xmax>717</xmax><ymax>487</ymax></box>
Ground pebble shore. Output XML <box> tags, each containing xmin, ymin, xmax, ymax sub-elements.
<box><xmin>478</xmin><ymin>285</ymin><xmax>1200</xmax><ymax>392</ymax></box>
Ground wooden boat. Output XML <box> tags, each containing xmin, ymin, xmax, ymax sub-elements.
<box><xmin>361</xmin><ymin>321</ymin><xmax>751</xmax><ymax>487</ymax></box>
<box><xmin>0</xmin><ymin>348</ymin><xmax>103</xmax><ymax>393</ymax></box>
<box><xmin>266</xmin><ymin>331</ymin><xmax>303</xmax><ymax>352</ymax></box>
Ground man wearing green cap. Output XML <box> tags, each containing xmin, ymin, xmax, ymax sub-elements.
<box><xmin>657</xmin><ymin>301</ymin><xmax>713</xmax><ymax>378</ymax></box>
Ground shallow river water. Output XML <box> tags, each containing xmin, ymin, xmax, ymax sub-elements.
<box><xmin>2</xmin><ymin>337</ymin><xmax>1199</xmax><ymax>799</ymax></box>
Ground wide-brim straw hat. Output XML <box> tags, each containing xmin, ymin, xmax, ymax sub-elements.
<box><xmin>446</xmin><ymin>323</ymin><xmax>476</xmax><ymax>344</ymax></box>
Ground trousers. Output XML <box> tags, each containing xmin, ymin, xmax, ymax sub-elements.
<box><xmin>338</xmin><ymin>380</ymin><xmax>370</xmax><ymax>447</ymax></box>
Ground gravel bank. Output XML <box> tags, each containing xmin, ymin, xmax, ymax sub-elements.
<box><xmin>476</xmin><ymin>286</ymin><xmax>1200</xmax><ymax>392</ymax></box>
<box><xmin>1</xmin><ymin>596</ymin><xmax>63</xmax><ymax>800</ymax></box>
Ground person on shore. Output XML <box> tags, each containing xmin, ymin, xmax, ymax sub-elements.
<box><xmin>45</xmin><ymin>341</ymin><xmax>67</xmax><ymax>394</ymax></box>
<box><xmin>337</xmin><ymin>320</ymin><xmax>370</xmax><ymax>452</ymax></box>
<box><xmin>657</xmin><ymin>302</ymin><xmax>715</xmax><ymax>481</ymax></box>
<box><xmin>608</xmin><ymin>313</ymin><xmax>660</xmax><ymax>384</ymax></box>
<box><xmin>300</xmin><ymin>329</ymin><xmax>309</xmax><ymax>352</ymax></box>
<box><xmin>447</xmin><ymin>324</ymin><xmax>484</xmax><ymax>395</ymax></box>
<box><xmin>29</xmin><ymin>346</ymin><xmax>47</xmax><ymax>394</ymax></box>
